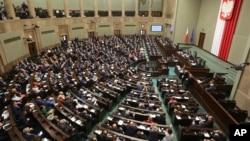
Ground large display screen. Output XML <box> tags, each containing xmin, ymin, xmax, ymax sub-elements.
<box><xmin>151</xmin><ymin>25</ymin><xmax>163</xmax><ymax>32</ymax></box>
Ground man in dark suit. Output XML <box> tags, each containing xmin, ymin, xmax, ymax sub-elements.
<box><xmin>97</xmin><ymin>130</ymin><xmax>112</xmax><ymax>141</ymax></box>
<box><xmin>123</xmin><ymin>121</ymin><xmax>137</xmax><ymax>137</ymax></box>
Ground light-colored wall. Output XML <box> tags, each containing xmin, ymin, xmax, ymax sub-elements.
<box><xmin>83</xmin><ymin>0</ymin><xmax>94</xmax><ymax>11</ymax></box>
<box><xmin>68</xmin><ymin>0</ymin><xmax>80</xmax><ymax>10</ymax></box>
<box><xmin>52</xmin><ymin>0</ymin><xmax>64</xmax><ymax>10</ymax></box>
<box><xmin>123</xmin><ymin>23</ymin><xmax>138</xmax><ymax>35</ymax></box>
<box><xmin>33</xmin><ymin>0</ymin><xmax>47</xmax><ymax>9</ymax></box>
<box><xmin>97</xmin><ymin>23</ymin><xmax>112</xmax><ymax>36</ymax></box>
<box><xmin>70</xmin><ymin>24</ymin><xmax>87</xmax><ymax>40</ymax></box>
<box><xmin>111</xmin><ymin>0</ymin><xmax>122</xmax><ymax>11</ymax></box>
<box><xmin>173</xmin><ymin>0</ymin><xmax>201</xmax><ymax>44</ymax></box>
<box><xmin>227</xmin><ymin>0</ymin><xmax>250</xmax><ymax>65</ymax></box>
<box><xmin>196</xmin><ymin>0</ymin><xmax>220</xmax><ymax>52</ymax></box>
<box><xmin>0</xmin><ymin>32</ymin><xmax>28</xmax><ymax>64</ymax></box>
<box><xmin>152</xmin><ymin>0</ymin><xmax>162</xmax><ymax>11</ymax></box>
<box><xmin>39</xmin><ymin>26</ymin><xmax>60</xmax><ymax>48</ymax></box>
<box><xmin>232</xmin><ymin>0</ymin><xmax>250</xmax><ymax>117</ymax></box>
<box><xmin>139</xmin><ymin>0</ymin><xmax>149</xmax><ymax>11</ymax></box>
<box><xmin>125</xmin><ymin>0</ymin><xmax>135</xmax><ymax>11</ymax></box>
<box><xmin>98</xmin><ymin>0</ymin><xmax>108</xmax><ymax>11</ymax></box>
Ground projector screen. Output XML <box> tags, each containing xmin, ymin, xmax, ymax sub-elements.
<box><xmin>151</xmin><ymin>25</ymin><xmax>163</xmax><ymax>32</ymax></box>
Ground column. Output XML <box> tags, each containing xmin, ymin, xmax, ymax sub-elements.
<box><xmin>3</xmin><ymin>0</ymin><xmax>17</xmax><ymax>19</ymax></box>
<box><xmin>108</xmin><ymin>0</ymin><xmax>112</xmax><ymax>16</ymax></box>
<box><xmin>94</xmin><ymin>0</ymin><xmax>98</xmax><ymax>17</ymax></box>
<box><xmin>122</xmin><ymin>0</ymin><xmax>125</xmax><ymax>17</ymax></box>
<box><xmin>148</xmin><ymin>0</ymin><xmax>152</xmax><ymax>17</ymax></box>
<box><xmin>162</xmin><ymin>0</ymin><xmax>167</xmax><ymax>17</ymax></box>
<box><xmin>27</xmin><ymin>0</ymin><xmax>36</xmax><ymax>18</ymax></box>
<box><xmin>79</xmin><ymin>0</ymin><xmax>85</xmax><ymax>17</ymax></box>
<box><xmin>46</xmin><ymin>0</ymin><xmax>53</xmax><ymax>18</ymax></box>
<box><xmin>63</xmin><ymin>0</ymin><xmax>70</xmax><ymax>17</ymax></box>
<box><xmin>135</xmin><ymin>0</ymin><xmax>139</xmax><ymax>17</ymax></box>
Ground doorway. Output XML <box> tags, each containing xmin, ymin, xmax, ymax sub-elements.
<box><xmin>198</xmin><ymin>32</ymin><xmax>205</xmax><ymax>49</ymax></box>
<box><xmin>28</xmin><ymin>42</ymin><xmax>38</xmax><ymax>57</ymax></box>
<box><xmin>88</xmin><ymin>32</ymin><xmax>95</xmax><ymax>38</ymax></box>
<box><xmin>114</xmin><ymin>30</ymin><xmax>120</xmax><ymax>36</ymax></box>
<box><xmin>140</xmin><ymin>29</ymin><xmax>146</xmax><ymax>37</ymax></box>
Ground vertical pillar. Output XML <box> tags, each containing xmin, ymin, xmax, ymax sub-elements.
<box><xmin>3</xmin><ymin>0</ymin><xmax>17</xmax><ymax>19</ymax></box>
<box><xmin>122</xmin><ymin>0</ymin><xmax>125</xmax><ymax>17</ymax></box>
<box><xmin>63</xmin><ymin>0</ymin><xmax>70</xmax><ymax>17</ymax></box>
<box><xmin>162</xmin><ymin>0</ymin><xmax>167</xmax><ymax>17</ymax></box>
<box><xmin>79</xmin><ymin>0</ymin><xmax>84</xmax><ymax>17</ymax></box>
<box><xmin>46</xmin><ymin>0</ymin><xmax>53</xmax><ymax>18</ymax></box>
<box><xmin>148</xmin><ymin>0</ymin><xmax>152</xmax><ymax>17</ymax></box>
<box><xmin>108</xmin><ymin>0</ymin><xmax>112</xmax><ymax>16</ymax></box>
<box><xmin>27</xmin><ymin>0</ymin><xmax>36</xmax><ymax>18</ymax></box>
<box><xmin>135</xmin><ymin>0</ymin><xmax>139</xmax><ymax>17</ymax></box>
<box><xmin>94</xmin><ymin>0</ymin><xmax>98</xmax><ymax>17</ymax></box>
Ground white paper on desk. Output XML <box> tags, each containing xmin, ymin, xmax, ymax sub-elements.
<box><xmin>71</xmin><ymin>117</ymin><xmax>76</xmax><ymax>122</ymax></box>
<box><xmin>87</xmin><ymin>94</ymin><xmax>91</xmax><ymax>97</ymax></box>
<box><xmin>175</xmin><ymin>96</ymin><xmax>181</xmax><ymax>99</ymax></box>
<box><xmin>76</xmin><ymin>120</ymin><xmax>82</xmax><ymax>125</ymax></box>
<box><xmin>132</xmin><ymin>99</ymin><xmax>137</xmax><ymax>102</ymax></box>
<box><xmin>188</xmin><ymin>116</ymin><xmax>191</xmax><ymax>119</ymax></box>
<box><xmin>107</xmin><ymin>116</ymin><xmax>113</xmax><ymax>121</ymax></box>
<box><xmin>2</xmin><ymin>110</ymin><xmax>9</xmax><ymax>120</ymax></box>
<box><xmin>83</xmin><ymin>105</ymin><xmax>88</xmax><ymax>109</ymax></box>
<box><xmin>204</xmin><ymin>132</ymin><xmax>210</xmax><ymax>138</ymax></box>
<box><xmin>195</xmin><ymin>116</ymin><xmax>199</xmax><ymax>121</ymax></box>
<box><xmin>179</xmin><ymin>90</ymin><xmax>185</xmax><ymax>93</ymax></box>
<box><xmin>90</xmin><ymin>109</ymin><xmax>95</xmax><ymax>113</ymax></box>
<box><xmin>94</xmin><ymin>130</ymin><xmax>102</xmax><ymax>135</ymax></box>
<box><xmin>118</xmin><ymin>107</ymin><xmax>125</xmax><ymax>110</ymax></box>
<box><xmin>150</xmin><ymin>114</ymin><xmax>156</xmax><ymax>118</ymax></box>
<box><xmin>138</xmin><ymin>125</ymin><xmax>146</xmax><ymax>130</ymax></box>
<box><xmin>118</xmin><ymin>120</ymin><xmax>123</xmax><ymax>125</ymax></box>
<box><xmin>184</xmin><ymin>97</ymin><xmax>189</xmax><ymax>99</ymax></box>
<box><xmin>83</xmin><ymin>91</ymin><xmax>87</xmax><ymax>94</ymax></box>
<box><xmin>127</xmin><ymin>98</ymin><xmax>131</xmax><ymax>101</ymax></box>
<box><xmin>181</xmin><ymin>105</ymin><xmax>186</xmax><ymax>108</ymax></box>
<box><xmin>176</xmin><ymin>115</ymin><xmax>181</xmax><ymax>120</ymax></box>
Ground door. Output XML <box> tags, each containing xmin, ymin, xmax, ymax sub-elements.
<box><xmin>198</xmin><ymin>32</ymin><xmax>205</xmax><ymax>49</ymax></box>
<box><xmin>60</xmin><ymin>35</ymin><xmax>68</xmax><ymax>46</ymax></box>
<box><xmin>28</xmin><ymin>42</ymin><xmax>38</xmax><ymax>56</ymax></box>
<box><xmin>140</xmin><ymin>29</ymin><xmax>146</xmax><ymax>36</ymax></box>
<box><xmin>114</xmin><ymin>30</ymin><xmax>120</xmax><ymax>36</ymax></box>
<box><xmin>88</xmin><ymin>32</ymin><xmax>95</xmax><ymax>38</ymax></box>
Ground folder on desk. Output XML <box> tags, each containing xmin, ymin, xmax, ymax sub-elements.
<box><xmin>204</xmin><ymin>132</ymin><xmax>210</xmax><ymax>138</ymax></box>
<box><xmin>94</xmin><ymin>130</ymin><xmax>102</xmax><ymax>135</ymax></box>
<box><xmin>176</xmin><ymin>115</ymin><xmax>181</xmax><ymax>120</ymax></box>
<box><xmin>118</xmin><ymin>107</ymin><xmax>125</xmax><ymax>110</ymax></box>
<box><xmin>83</xmin><ymin>105</ymin><xmax>88</xmax><ymax>109</ymax></box>
<box><xmin>90</xmin><ymin>109</ymin><xmax>95</xmax><ymax>113</ymax></box>
<box><xmin>107</xmin><ymin>116</ymin><xmax>113</xmax><ymax>121</ymax></box>
<box><xmin>132</xmin><ymin>99</ymin><xmax>137</xmax><ymax>102</ymax></box>
<box><xmin>181</xmin><ymin>105</ymin><xmax>186</xmax><ymax>108</ymax></box>
<box><xmin>118</xmin><ymin>120</ymin><xmax>124</xmax><ymax>125</ymax></box>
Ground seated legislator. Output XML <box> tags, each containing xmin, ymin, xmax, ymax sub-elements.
<box><xmin>135</xmin><ymin>130</ymin><xmax>148</xmax><ymax>140</ymax></box>
<box><xmin>148</xmin><ymin>124</ymin><xmax>159</xmax><ymax>141</ymax></box>
<box><xmin>123</xmin><ymin>121</ymin><xmax>138</xmax><ymax>137</ymax></box>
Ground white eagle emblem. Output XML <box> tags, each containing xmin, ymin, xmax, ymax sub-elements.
<box><xmin>221</xmin><ymin>0</ymin><xmax>234</xmax><ymax>19</ymax></box>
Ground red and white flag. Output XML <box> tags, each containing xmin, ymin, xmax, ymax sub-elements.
<box><xmin>184</xmin><ymin>28</ymin><xmax>189</xmax><ymax>43</ymax></box>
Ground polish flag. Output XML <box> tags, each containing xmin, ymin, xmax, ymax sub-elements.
<box><xmin>184</xmin><ymin>28</ymin><xmax>189</xmax><ymax>43</ymax></box>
